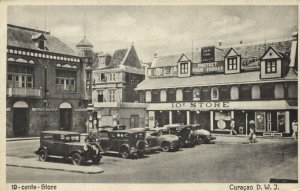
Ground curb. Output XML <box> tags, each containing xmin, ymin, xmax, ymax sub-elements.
<box><xmin>212</xmin><ymin>134</ymin><xmax>294</xmax><ymax>139</ymax></box>
<box><xmin>7</xmin><ymin>163</ymin><xmax>104</xmax><ymax>174</ymax></box>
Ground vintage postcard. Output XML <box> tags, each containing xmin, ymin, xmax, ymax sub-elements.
<box><xmin>0</xmin><ymin>0</ymin><xmax>299</xmax><ymax>191</ymax></box>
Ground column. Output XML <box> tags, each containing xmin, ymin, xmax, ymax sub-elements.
<box><xmin>169</xmin><ymin>111</ymin><xmax>172</xmax><ymax>125</ymax></box>
<box><xmin>187</xmin><ymin>110</ymin><xmax>190</xmax><ymax>125</ymax></box>
<box><xmin>210</xmin><ymin>111</ymin><xmax>214</xmax><ymax>131</ymax></box>
<box><xmin>285</xmin><ymin>111</ymin><xmax>290</xmax><ymax>133</ymax></box>
<box><xmin>231</xmin><ymin>111</ymin><xmax>234</xmax><ymax>120</ymax></box>
<box><xmin>148</xmin><ymin>111</ymin><xmax>155</xmax><ymax>128</ymax></box>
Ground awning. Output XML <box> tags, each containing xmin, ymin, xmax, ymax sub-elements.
<box><xmin>136</xmin><ymin>71</ymin><xmax>297</xmax><ymax>90</ymax></box>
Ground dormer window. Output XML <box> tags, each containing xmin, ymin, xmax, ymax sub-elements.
<box><xmin>180</xmin><ymin>62</ymin><xmax>188</xmax><ymax>74</ymax></box>
<box><xmin>31</xmin><ymin>33</ymin><xmax>47</xmax><ymax>50</ymax></box>
<box><xmin>38</xmin><ymin>39</ymin><xmax>45</xmax><ymax>49</ymax></box>
<box><xmin>265</xmin><ymin>59</ymin><xmax>277</xmax><ymax>73</ymax></box>
<box><xmin>228</xmin><ymin>57</ymin><xmax>237</xmax><ymax>70</ymax></box>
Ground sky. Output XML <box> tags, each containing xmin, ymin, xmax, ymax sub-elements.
<box><xmin>7</xmin><ymin>5</ymin><xmax>298</xmax><ymax>62</ymax></box>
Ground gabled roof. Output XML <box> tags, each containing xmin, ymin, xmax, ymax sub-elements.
<box><xmin>7</xmin><ymin>24</ymin><xmax>77</xmax><ymax>56</ymax></box>
<box><xmin>260</xmin><ymin>46</ymin><xmax>285</xmax><ymax>60</ymax></box>
<box><xmin>104</xmin><ymin>49</ymin><xmax>128</xmax><ymax>69</ymax></box>
<box><xmin>224</xmin><ymin>48</ymin><xmax>240</xmax><ymax>58</ymax></box>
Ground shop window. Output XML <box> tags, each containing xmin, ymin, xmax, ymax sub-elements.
<box><xmin>200</xmin><ymin>87</ymin><xmax>211</xmax><ymax>101</ymax></box>
<box><xmin>219</xmin><ymin>86</ymin><xmax>230</xmax><ymax>100</ymax></box>
<box><xmin>274</xmin><ymin>84</ymin><xmax>285</xmax><ymax>99</ymax></box>
<box><xmin>211</xmin><ymin>87</ymin><xmax>219</xmax><ymax>100</ymax></box>
<box><xmin>160</xmin><ymin>90</ymin><xmax>167</xmax><ymax>102</ymax></box>
<box><xmin>180</xmin><ymin>63</ymin><xmax>188</xmax><ymax>74</ymax></box>
<box><xmin>167</xmin><ymin>89</ymin><xmax>176</xmax><ymax>102</ymax></box>
<box><xmin>152</xmin><ymin>90</ymin><xmax>160</xmax><ymax>102</ymax></box>
<box><xmin>183</xmin><ymin>88</ymin><xmax>193</xmax><ymax>101</ymax></box>
<box><xmin>230</xmin><ymin>86</ymin><xmax>239</xmax><ymax>100</ymax></box>
<box><xmin>192</xmin><ymin>88</ymin><xmax>201</xmax><ymax>101</ymax></box>
<box><xmin>251</xmin><ymin>85</ymin><xmax>261</xmax><ymax>99</ymax></box>
<box><xmin>228</xmin><ymin>57</ymin><xmax>237</xmax><ymax>70</ymax></box>
<box><xmin>288</xmin><ymin>83</ymin><xmax>297</xmax><ymax>99</ymax></box>
<box><xmin>239</xmin><ymin>85</ymin><xmax>251</xmax><ymax>100</ymax></box>
<box><xmin>261</xmin><ymin>84</ymin><xmax>274</xmax><ymax>99</ymax></box>
<box><xmin>265</xmin><ymin>59</ymin><xmax>277</xmax><ymax>74</ymax></box>
<box><xmin>176</xmin><ymin>89</ymin><xmax>183</xmax><ymax>101</ymax></box>
<box><xmin>130</xmin><ymin>115</ymin><xmax>139</xmax><ymax>128</ymax></box>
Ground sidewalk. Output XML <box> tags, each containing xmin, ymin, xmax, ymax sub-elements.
<box><xmin>6</xmin><ymin>137</ymin><xmax>40</xmax><ymax>142</ymax></box>
<box><xmin>6</xmin><ymin>156</ymin><xmax>104</xmax><ymax>174</ymax></box>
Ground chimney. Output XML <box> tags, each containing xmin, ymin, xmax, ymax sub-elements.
<box><xmin>240</xmin><ymin>40</ymin><xmax>243</xmax><ymax>44</ymax></box>
<box><xmin>218</xmin><ymin>41</ymin><xmax>222</xmax><ymax>46</ymax></box>
<box><xmin>154</xmin><ymin>52</ymin><xmax>158</xmax><ymax>58</ymax></box>
<box><xmin>289</xmin><ymin>32</ymin><xmax>298</xmax><ymax>69</ymax></box>
<box><xmin>130</xmin><ymin>41</ymin><xmax>135</xmax><ymax>46</ymax></box>
<box><xmin>292</xmin><ymin>32</ymin><xmax>298</xmax><ymax>41</ymax></box>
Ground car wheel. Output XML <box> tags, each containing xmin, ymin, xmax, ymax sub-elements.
<box><xmin>71</xmin><ymin>153</ymin><xmax>83</xmax><ymax>165</ymax></box>
<box><xmin>161</xmin><ymin>142</ymin><xmax>170</xmax><ymax>152</ymax></box>
<box><xmin>198</xmin><ymin>137</ymin><xmax>205</xmax><ymax>144</ymax></box>
<box><xmin>38</xmin><ymin>149</ymin><xmax>48</xmax><ymax>162</ymax></box>
<box><xmin>179</xmin><ymin>139</ymin><xmax>185</xmax><ymax>147</ymax></box>
<box><xmin>119</xmin><ymin>148</ymin><xmax>130</xmax><ymax>159</ymax></box>
<box><xmin>92</xmin><ymin>155</ymin><xmax>102</xmax><ymax>165</ymax></box>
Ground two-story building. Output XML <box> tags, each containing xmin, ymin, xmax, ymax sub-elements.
<box><xmin>90</xmin><ymin>44</ymin><xmax>147</xmax><ymax>129</ymax></box>
<box><xmin>136</xmin><ymin>33</ymin><xmax>298</xmax><ymax>137</ymax></box>
<box><xmin>6</xmin><ymin>24</ymin><xmax>89</xmax><ymax>137</ymax></box>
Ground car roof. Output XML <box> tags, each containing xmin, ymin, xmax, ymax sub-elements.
<box><xmin>146</xmin><ymin>127</ymin><xmax>168</xmax><ymax>131</ymax></box>
<box><xmin>41</xmin><ymin>130</ymin><xmax>80</xmax><ymax>135</ymax></box>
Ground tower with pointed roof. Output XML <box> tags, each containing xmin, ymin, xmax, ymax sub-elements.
<box><xmin>76</xmin><ymin>36</ymin><xmax>94</xmax><ymax>58</ymax></box>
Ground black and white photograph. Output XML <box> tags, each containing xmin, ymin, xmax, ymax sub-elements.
<box><xmin>1</xmin><ymin>1</ymin><xmax>299</xmax><ymax>191</ymax></box>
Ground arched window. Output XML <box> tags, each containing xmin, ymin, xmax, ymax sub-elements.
<box><xmin>193</xmin><ymin>88</ymin><xmax>201</xmax><ymax>101</ymax></box>
<box><xmin>152</xmin><ymin>90</ymin><xmax>160</xmax><ymax>102</ymax></box>
<box><xmin>219</xmin><ymin>86</ymin><xmax>230</xmax><ymax>100</ymax></box>
<box><xmin>239</xmin><ymin>85</ymin><xmax>251</xmax><ymax>100</ymax></box>
<box><xmin>160</xmin><ymin>90</ymin><xmax>167</xmax><ymax>102</ymax></box>
<box><xmin>274</xmin><ymin>84</ymin><xmax>285</xmax><ymax>99</ymax></box>
<box><xmin>261</xmin><ymin>84</ymin><xmax>274</xmax><ymax>99</ymax></box>
<box><xmin>176</xmin><ymin>89</ymin><xmax>183</xmax><ymax>101</ymax></box>
<box><xmin>211</xmin><ymin>87</ymin><xmax>219</xmax><ymax>100</ymax></box>
<box><xmin>183</xmin><ymin>88</ymin><xmax>193</xmax><ymax>101</ymax></box>
<box><xmin>230</xmin><ymin>86</ymin><xmax>239</xmax><ymax>100</ymax></box>
<box><xmin>201</xmin><ymin>87</ymin><xmax>211</xmax><ymax>101</ymax></box>
<box><xmin>251</xmin><ymin>85</ymin><xmax>260</xmax><ymax>99</ymax></box>
<box><xmin>145</xmin><ymin>91</ymin><xmax>152</xmax><ymax>102</ymax></box>
<box><xmin>167</xmin><ymin>89</ymin><xmax>176</xmax><ymax>102</ymax></box>
<box><xmin>288</xmin><ymin>83</ymin><xmax>297</xmax><ymax>98</ymax></box>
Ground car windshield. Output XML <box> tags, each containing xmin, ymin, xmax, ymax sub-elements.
<box><xmin>65</xmin><ymin>135</ymin><xmax>80</xmax><ymax>142</ymax></box>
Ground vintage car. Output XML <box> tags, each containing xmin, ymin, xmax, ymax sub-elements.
<box><xmin>163</xmin><ymin>124</ymin><xmax>197</xmax><ymax>147</ymax></box>
<box><xmin>190</xmin><ymin>124</ymin><xmax>216</xmax><ymax>144</ymax></box>
<box><xmin>145</xmin><ymin>128</ymin><xmax>180</xmax><ymax>152</ymax></box>
<box><xmin>35</xmin><ymin>131</ymin><xmax>103</xmax><ymax>165</ymax></box>
<box><xmin>88</xmin><ymin>128</ymin><xmax>149</xmax><ymax>159</ymax></box>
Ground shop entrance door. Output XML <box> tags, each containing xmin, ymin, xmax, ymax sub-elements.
<box><xmin>13</xmin><ymin>108</ymin><xmax>28</xmax><ymax>137</ymax></box>
<box><xmin>60</xmin><ymin>109</ymin><xmax>72</xmax><ymax>130</ymax></box>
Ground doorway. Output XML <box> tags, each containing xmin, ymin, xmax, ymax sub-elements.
<box><xmin>13</xmin><ymin>101</ymin><xmax>29</xmax><ymax>137</ymax></box>
<box><xmin>59</xmin><ymin>102</ymin><xmax>72</xmax><ymax>130</ymax></box>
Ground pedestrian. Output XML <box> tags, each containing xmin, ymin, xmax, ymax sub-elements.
<box><xmin>249</xmin><ymin>120</ymin><xmax>256</xmax><ymax>143</ymax></box>
<box><xmin>292</xmin><ymin>120</ymin><xmax>298</xmax><ymax>140</ymax></box>
<box><xmin>230</xmin><ymin>120</ymin><xmax>237</xmax><ymax>135</ymax></box>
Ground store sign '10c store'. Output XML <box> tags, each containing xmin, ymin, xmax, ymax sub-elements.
<box><xmin>172</xmin><ymin>102</ymin><xmax>230</xmax><ymax>110</ymax></box>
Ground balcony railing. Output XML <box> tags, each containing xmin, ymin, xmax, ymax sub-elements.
<box><xmin>7</xmin><ymin>87</ymin><xmax>42</xmax><ymax>98</ymax></box>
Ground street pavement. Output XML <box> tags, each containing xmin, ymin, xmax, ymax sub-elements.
<box><xmin>6</xmin><ymin>136</ymin><xmax>298</xmax><ymax>183</ymax></box>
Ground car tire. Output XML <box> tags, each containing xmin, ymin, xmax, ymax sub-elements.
<box><xmin>119</xmin><ymin>148</ymin><xmax>130</xmax><ymax>159</ymax></box>
<box><xmin>161</xmin><ymin>142</ymin><xmax>170</xmax><ymax>152</ymax></box>
<box><xmin>92</xmin><ymin>155</ymin><xmax>102</xmax><ymax>165</ymax></box>
<box><xmin>38</xmin><ymin>149</ymin><xmax>48</xmax><ymax>162</ymax></box>
<box><xmin>71</xmin><ymin>153</ymin><xmax>83</xmax><ymax>165</ymax></box>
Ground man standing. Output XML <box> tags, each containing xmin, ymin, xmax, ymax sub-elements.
<box><xmin>292</xmin><ymin>120</ymin><xmax>298</xmax><ymax>140</ymax></box>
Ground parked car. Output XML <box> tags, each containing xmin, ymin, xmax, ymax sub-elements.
<box><xmin>88</xmin><ymin>128</ymin><xmax>149</xmax><ymax>159</ymax></box>
<box><xmin>35</xmin><ymin>131</ymin><xmax>103</xmax><ymax>165</ymax></box>
<box><xmin>190</xmin><ymin>124</ymin><xmax>216</xmax><ymax>144</ymax></box>
<box><xmin>145</xmin><ymin>128</ymin><xmax>180</xmax><ymax>152</ymax></box>
<box><xmin>163</xmin><ymin>124</ymin><xmax>197</xmax><ymax>147</ymax></box>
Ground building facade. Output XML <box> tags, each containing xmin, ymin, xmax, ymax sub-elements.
<box><xmin>6</xmin><ymin>24</ymin><xmax>89</xmax><ymax>137</ymax></box>
<box><xmin>136</xmin><ymin>33</ymin><xmax>298</xmax><ymax>137</ymax></box>
<box><xmin>90</xmin><ymin>44</ymin><xmax>147</xmax><ymax>129</ymax></box>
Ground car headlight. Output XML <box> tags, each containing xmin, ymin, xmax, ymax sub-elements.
<box><xmin>83</xmin><ymin>144</ymin><xmax>89</xmax><ymax>151</ymax></box>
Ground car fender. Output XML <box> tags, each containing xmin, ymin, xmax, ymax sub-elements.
<box><xmin>35</xmin><ymin>146</ymin><xmax>48</xmax><ymax>155</ymax></box>
<box><xmin>68</xmin><ymin>150</ymin><xmax>85</xmax><ymax>158</ymax></box>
